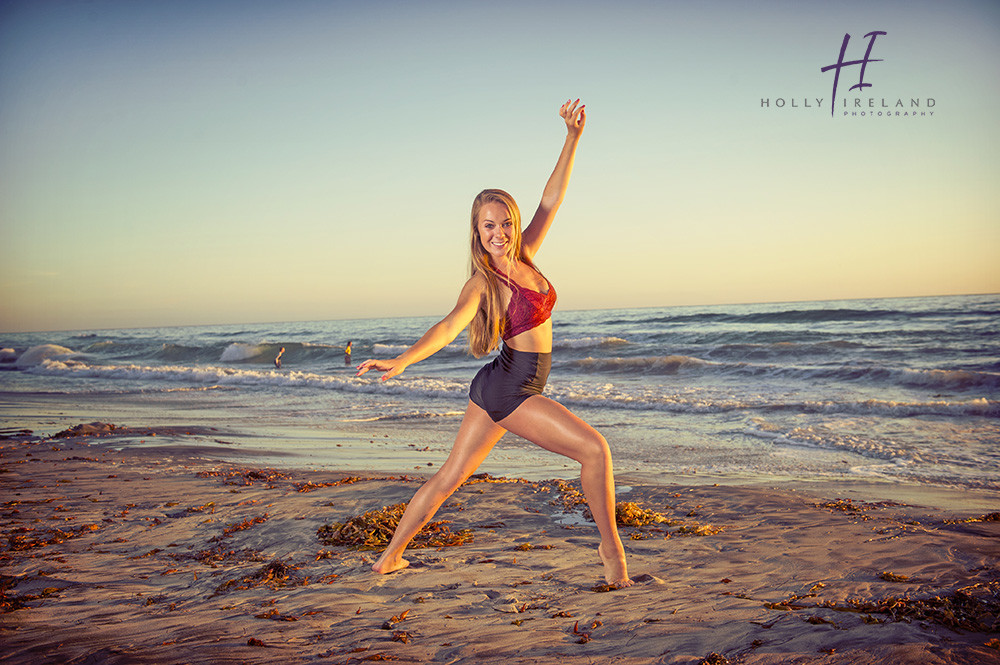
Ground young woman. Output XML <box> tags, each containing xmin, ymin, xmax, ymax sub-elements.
<box><xmin>356</xmin><ymin>99</ymin><xmax>632</xmax><ymax>588</ymax></box>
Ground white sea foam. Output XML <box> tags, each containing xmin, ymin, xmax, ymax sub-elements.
<box><xmin>220</xmin><ymin>342</ymin><xmax>267</xmax><ymax>362</ymax></box>
<box><xmin>844</xmin><ymin>464</ymin><xmax>1000</xmax><ymax>490</ymax></box>
<box><xmin>24</xmin><ymin>358</ymin><xmax>1000</xmax><ymax>420</ymax></box>
<box><xmin>897</xmin><ymin>367</ymin><xmax>1000</xmax><ymax>391</ymax></box>
<box><xmin>30</xmin><ymin>360</ymin><xmax>469</xmax><ymax>399</ymax></box>
<box><xmin>555</xmin><ymin>336</ymin><xmax>630</xmax><ymax>350</ymax></box>
<box><xmin>340</xmin><ymin>410</ymin><xmax>465</xmax><ymax>423</ymax></box>
<box><xmin>567</xmin><ymin>353</ymin><xmax>1000</xmax><ymax>392</ymax></box>
<box><xmin>15</xmin><ymin>344</ymin><xmax>76</xmax><ymax>368</ymax></box>
<box><xmin>372</xmin><ymin>344</ymin><xmax>409</xmax><ymax>355</ymax></box>
<box><xmin>570</xmin><ymin>355</ymin><xmax>710</xmax><ymax>375</ymax></box>
<box><xmin>547</xmin><ymin>382</ymin><xmax>999</xmax><ymax>418</ymax></box>
<box><xmin>742</xmin><ymin>418</ymin><xmax>911</xmax><ymax>462</ymax></box>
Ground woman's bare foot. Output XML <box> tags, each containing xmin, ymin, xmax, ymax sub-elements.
<box><xmin>598</xmin><ymin>541</ymin><xmax>633</xmax><ymax>588</ymax></box>
<box><xmin>372</xmin><ymin>553</ymin><xmax>409</xmax><ymax>574</ymax></box>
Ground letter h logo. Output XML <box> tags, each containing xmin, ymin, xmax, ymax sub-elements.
<box><xmin>821</xmin><ymin>31</ymin><xmax>887</xmax><ymax>117</ymax></box>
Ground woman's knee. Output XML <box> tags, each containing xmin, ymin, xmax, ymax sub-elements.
<box><xmin>430</xmin><ymin>462</ymin><xmax>470</xmax><ymax>495</ymax></box>
<box><xmin>577</xmin><ymin>429</ymin><xmax>611</xmax><ymax>465</ymax></box>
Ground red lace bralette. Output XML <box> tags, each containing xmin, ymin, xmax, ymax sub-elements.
<box><xmin>493</xmin><ymin>267</ymin><xmax>557</xmax><ymax>341</ymax></box>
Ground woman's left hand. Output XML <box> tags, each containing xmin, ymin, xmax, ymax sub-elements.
<box><xmin>560</xmin><ymin>98</ymin><xmax>586</xmax><ymax>138</ymax></box>
<box><xmin>355</xmin><ymin>357</ymin><xmax>408</xmax><ymax>382</ymax></box>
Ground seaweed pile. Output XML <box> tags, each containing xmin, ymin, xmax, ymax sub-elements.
<box><xmin>317</xmin><ymin>503</ymin><xmax>473</xmax><ymax>551</ymax></box>
<box><xmin>212</xmin><ymin>559</ymin><xmax>308</xmax><ymax>596</ymax></box>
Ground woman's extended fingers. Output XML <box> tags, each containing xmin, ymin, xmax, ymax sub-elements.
<box><xmin>560</xmin><ymin>98</ymin><xmax>585</xmax><ymax>133</ymax></box>
<box><xmin>355</xmin><ymin>359</ymin><xmax>377</xmax><ymax>377</ymax></box>
<box><xmin>356</xmin><ymin>358</ymin><xmax>388</xmax><ymax>376</ymax></box>
<box><xmin>355</xmin><ymin>358</ymin><xmax>403</xmax><ymax>382</ymax></box>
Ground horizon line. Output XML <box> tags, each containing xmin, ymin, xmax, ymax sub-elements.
<box><xmin>2</xmin><ymin>291</ymin><xmax>996</xmax><ymax>336</ymax></box>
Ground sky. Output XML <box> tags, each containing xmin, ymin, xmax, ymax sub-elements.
<box><xmin>1</xmin><ymin>0</ymin><xmax>998</xmax><ymax>332</ymax></box>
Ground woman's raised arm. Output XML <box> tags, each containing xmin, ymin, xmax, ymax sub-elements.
<box><xmin>355</xmin><ymin>275</ymin><xmax>485</xmax><ymax>382</ymax></box>
<box><xmin>520</xmin><ymin>99</ymin><xmax>586</xmax><ymax>260</ymax></box>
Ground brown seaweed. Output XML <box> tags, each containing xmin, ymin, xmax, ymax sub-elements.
<box><xmin>210</xmin><ymin>514</ymin><xmax>269</xmax><ymax>542</ymax></box>
<box><xmin>614</xmin><ymin>501</ymin><xmax>668</xmax><ymax>527</ymax></box>
<box><xmin>211</xmin><ymin>558</ymin><xmax>307</xmax><ymax>596</ymax></box>
<box><xmin>5</xmin><ymin>523</ymin><xmax>100</xmax><ymax>552</ymax></box>
<box><xmin>196</xmin><ymin>467</ymin><xmax>292</xmax><ymax>486</ymax></box>
<box><xmin>317</xmin><ymin>503</ymin><xmax>473</xmax><ymax>551</ymax></box>
<box><xmin>698</xmin><ymin>654</ymin><xmax>730</xmax><ymax>665</ymax></box>
<box><xmin>747</xmin><ymin>580</ymin><xmax>1000</xmax><ymax>633</ymax></box>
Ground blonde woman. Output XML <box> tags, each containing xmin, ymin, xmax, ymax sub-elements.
<box><xmin>357</xmin><ymin>99</ymin><xmax>632</xmax><ymax>588</ymax></box>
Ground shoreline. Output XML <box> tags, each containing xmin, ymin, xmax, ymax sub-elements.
<box><xmin>2</xmin><ymin>426</ymin><xmax>998</xmax><ymax>664</ymax></box>
<box><xmin>5</xmin><ymin>413</ymin><xmax>998</xmax><ymax>513</ymax></box>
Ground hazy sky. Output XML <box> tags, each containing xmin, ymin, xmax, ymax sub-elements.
<box><xmin>2</xmin><ymin>0</ymin><xmax>998</xmax><ymax>332</ymax></box>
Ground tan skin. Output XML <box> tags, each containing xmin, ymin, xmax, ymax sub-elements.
<box><xmin>356</xmin><ymin>100</ymin><xmax>632</xmax><ymax>588</ymax></box>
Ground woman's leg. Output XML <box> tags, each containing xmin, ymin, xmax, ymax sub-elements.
<box><xmin>499</xmin><ymin>396</ymin><xmax>633</xmax><ymax>587</ymax></box>
<box><xmin>372</xmin><ymin>400</ymin><xmax>507</xmax><ymax>574</ymax></box>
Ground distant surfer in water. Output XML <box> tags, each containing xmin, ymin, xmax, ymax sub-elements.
<box><xmin>357</xmin><ymin>99</ymin><xmax>632</xmax><ymax>588</ymax></box>
<box><xmin>344</xmin><ymin>341</ymin><xmax>352</xmax><ymax>365</ymax></box>
<box><xmin>274</xmin><ymin>347</ymin><xmax>285</xmax><ymax>369</ymax></box>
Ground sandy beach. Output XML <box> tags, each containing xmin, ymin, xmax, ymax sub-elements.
<box><xmin>2</xmin><ymin>424</ymin><xmax>998</xmax><ymax>664</ymax></box>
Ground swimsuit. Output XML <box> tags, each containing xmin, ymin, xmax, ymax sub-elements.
<box><xmin>494</xmin><ymin>267</ymin><xmax>556</xmax><ymax>340</ymax></box>
<box><xmin>469</xmin><ymin>267</ymin><xmax>556</xmax><ymax>422</ymax></box>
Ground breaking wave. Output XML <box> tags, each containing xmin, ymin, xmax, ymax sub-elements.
<box><xmin>25</xmin><ymin>359</ymin><xmax>998</xmax><ymax>419</ymax></box>
<box><xmin>566</xmin><ymin>354</ymin><xmax>1000</xmax><ymax>392</ymax></box>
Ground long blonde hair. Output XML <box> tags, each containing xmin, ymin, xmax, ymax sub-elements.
<box><xmin>467</xmin><ymin>189</ymin><xmax>540</xmax><ymax>357</ymax></box>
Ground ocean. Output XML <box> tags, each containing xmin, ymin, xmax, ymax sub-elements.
<box><xmin>2</xmin><ymin>294</ymin><xmax>998</xmax><ymax>492</ymax></box>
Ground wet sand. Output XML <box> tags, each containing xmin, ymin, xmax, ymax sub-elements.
<box><xmin>2</xmin><ymin>426</ymin><xmax>998</xmax><ymax>664</ymax></box>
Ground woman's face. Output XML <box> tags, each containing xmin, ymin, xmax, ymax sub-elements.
<box><xmin>477</xmin><ymin>201</ymin><xmax>514</xmax><ymax>261</ymax></box>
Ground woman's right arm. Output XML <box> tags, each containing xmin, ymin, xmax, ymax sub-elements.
<box><xmin>520</xmin><ymin>99</ymin><xmax>586</xmax><ymax>260</ymax></box>
<box><xmin>355</xmin><ymin>275</ymin><xmax>485</xmax><ymax>382</ymax></box>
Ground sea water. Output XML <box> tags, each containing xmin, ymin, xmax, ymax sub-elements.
<box><xmin>1</xmin><ymin>295</ymin><xmax>997</xmax><ymax>491</ymax></box>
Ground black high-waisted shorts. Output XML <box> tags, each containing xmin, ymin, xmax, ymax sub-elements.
<box><xmin>469</xmin><ymin>344</ymin><xmax>552</xmax><ymax>422</ymax></box>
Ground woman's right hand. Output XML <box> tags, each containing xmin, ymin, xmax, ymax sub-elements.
<box><xmin>356</xmin><ymin>357</ymin><xmax>408</xmax><ymax>382</ymax></box>
<box><xmin>560</xmin><ymin>98</ymin><xmax>586</xmax><ymax>138</ymax></box>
